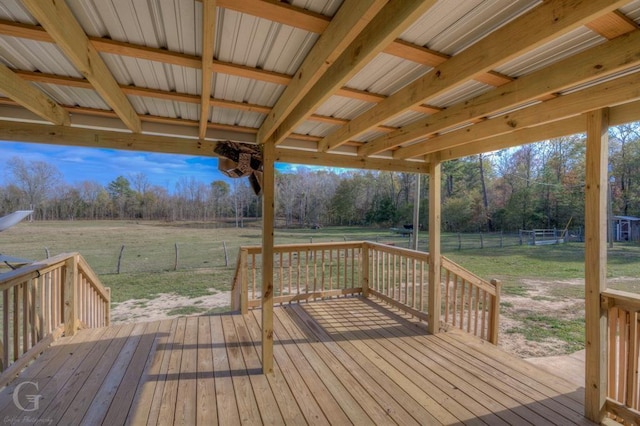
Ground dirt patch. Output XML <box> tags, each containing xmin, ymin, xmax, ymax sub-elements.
<box><xmin>111</xmin><ymin>290</ymin><xmax>231</xmax><ymax>324</ymax></box>
<box><xmin>498</xmin><ymin>278</ymin><xmax>585</xmax><ymax>358</ymax></box>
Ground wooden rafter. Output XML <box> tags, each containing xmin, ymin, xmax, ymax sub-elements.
<box><xmin>266</xmin><ymin>0</ymin><xmax>439</xmax><ymax>146</ymax></box>
<box><xmin>0</xmin><ymin>18</ymin><xmax>441</xmax><ymax>118</ymax></box>
<box><xmin>394</xmin><ymin>70</ymin><xmax>640</xmax><ymax>159</ymax></box>
<box><xmin>257</xmin><ymin>0</ymin><xmax>388</xmax><ymax>144</ymax></box>
<box><xmin>358</xmin><ymin>28</ymin><xmax>640</xmax><ymax>157</ymax></box>
<box><xmin>0</xmin><ymin>63</ymin><xmax>69</xmax><ymax>125</ymax></box>
<box><xmin>434</xmin><ymin>99</ymin><xmax>640</xmax><ymax>162</ymax></box>
<box><xmin>21</xmin><ymin>0</ymin><xmax>141</xmax><ymax>133</ymax></box>
<box><xmin>199</xmin><ymin>0</ymin><xmax>217</xmax><ymax>139</ymax></box>
<box><xmin>318</xmin><ymin>0</ymin><xmax>631</xmax><ymax>153</ymax></box>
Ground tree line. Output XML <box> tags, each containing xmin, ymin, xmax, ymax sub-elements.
<box><xmin>2</xmin><ymin>123</ymin><xmax>639</xmax><ymax>232</ymax></box>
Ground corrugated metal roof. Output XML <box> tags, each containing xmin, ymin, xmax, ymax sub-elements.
<box><xmin>213</xmin><ymin>75</ymin><xmax>285</xmax><ymax>107</ymax></box>
<box><xmin>0</xmin><ymin>36</ymin><xmax>81</xmax><ymax>77</ymax></box>
<box><xmin>400</xmin><ymin>0</ymin><xmax>539</xmax><ymax>55</ymax></box>
<box><xmin>290</xmin><ymin>0</ymin><xmax>342</xmax><ymax>16</ymax></box>
<box><xmin>211</xmin><ymin>106</ymin><xmax>264</xmax><ymax>129</ymax></box>
<box><xmin>383</xmin><ymin>110</ymin><xmax>426</xmax><ymax>128</ymax></box>
<box><xmin>35</xmin><ymin>83</ymin><xmax>109</xmax><ymax>110</ymax></box>
<box><xmin>294</xmin><ymin>121</ymin><xmax>337</xmax><ymax>137</ymax></box>
<box><xmin>315</xmin><ymin>95</ymin><xmax>375</xmax><ymax>121</ymax></box>
<box><xmin>495</xmin><ymin>27</ymin><xmax>605</xmax><ymax>77</ymax></box>
<box><xmin>0</xmin><ymin>0</ymin><xmax>36</xmax><ymax>24</ymax></box>
<box><xmin>217</xmin><ymin>8</ymin><xmax>318</xmax><ymax>75</ymax></box>
<box><xmin>620</xmin><ymin>0</ymin><xmax>640</xmax><ymax>20</ymax></box>
<box><xmin>346</xmin><ymin>52</ymin><xmax>430</xmax><ymax>96</ymax></box>
<box><xmin>428</xmin><ymin>80</ymin><xmax>492</xmax><ymax>109</ymax></box>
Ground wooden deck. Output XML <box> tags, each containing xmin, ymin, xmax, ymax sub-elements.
<box><xmin>0</xmin><ymin>296</ymin><xmax>592</xmax><ymax>425</ymax></box>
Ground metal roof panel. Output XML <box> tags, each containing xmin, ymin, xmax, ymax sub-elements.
<box><xmin>346</xmin><ymin>53</ymin><xmax>430</xmax><ymax>96</ymax></box>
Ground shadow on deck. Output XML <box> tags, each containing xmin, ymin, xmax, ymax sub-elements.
<box><xmin>0</xmin><ymin>296</ymin><xmax>592</xmax><ymax>425</ymax></box>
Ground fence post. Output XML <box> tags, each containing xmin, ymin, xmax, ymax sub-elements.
<box><xmin>489</xmin><ymin>279</ymin><xmax>501</xmax><ymax>345</ymax></box>
<box><xmin>500</xmin><ymin>231</ymin><xmax>503</xmax><ymax>248</ymax></box>
<box><xmin>361</xmin><ymin>243</ymin><xmax>370</xmax><ymax>298</ymax></box>
<box><xmin>480</xmin><ymin>232</ymin><xmax>484</xmax><ymax>249</ymax></box>
<box><xmin>174</xmin><ymin>243</ymin><xmax>179</xmax><ymax>271</ymax></box>
<box><xmin>223</xmin><ymin>241</ymin><xmax>229</xmax><ymax>267</ymax></box>
<box><xmin>240</xmin><ymin>249</ymin><xmax>248</xmax><ymax>315</ymax></box>
<box><xmin>64</xmin><ymin>255</ymin><xmax>78</xmax><ymax>337</ymax></box>
<box><xmin>117</xmin><ymin>245</ymin><xmax>125</xmax><ymax>274</ymax></box>
<box><xmin>458</xmin><ymin>233</ymin><xmax>462</xmax><ymax>250</ymax></box>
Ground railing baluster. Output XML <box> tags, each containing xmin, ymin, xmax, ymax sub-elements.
<box><xmin>3</xmin><ymin>289</ymin><xmax>9</xmax><ymax>369</ymax></box>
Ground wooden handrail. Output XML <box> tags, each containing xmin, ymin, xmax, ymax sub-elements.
<box><xmin>602</xmin><ymin>289</ymin><xmax>640</xmax><ymax>422</ymax></box>
<box><xmin>0</xmin><ymin>252</ymin><xmax>110</xmax><ymax>378</ymax></box>
<box><xmin>232</xmin><ymin>241</ymin><xmax>500</xmax><ymax>344</ymax></box>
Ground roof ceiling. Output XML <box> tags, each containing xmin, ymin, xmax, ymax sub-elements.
<box><xmin>0</xmin><ymin>0</ymin><xmax>639</xmax><ymax>172</ymax></box>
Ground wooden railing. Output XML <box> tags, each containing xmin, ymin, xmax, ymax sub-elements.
<box><xmin>441</xmin><ymin>256</ymin><xmax>501</xmax><ymax>344</ymax></box>
<box><xmin>232</xmin><ymin>241</ymin><xmax>500</xmax><ymax>344</ymax></box>
<box><xmin>232</xmin><ymin>242</ymin><xmax>363</xmax><ymax>313</ymax></box>
<box><xmin>0</xmin><ymin>252</ymin><xmax>110</xmax><ymax>384</ymax></box>
<box><xmin>367</xmin><ymin>242</ymin><xmax>430</xmax><ymax>322</ymax></box>
<box><xmin>602</xmin><ymin>288</ymin><xmax>640</xmax><ymax>425</ymax></box>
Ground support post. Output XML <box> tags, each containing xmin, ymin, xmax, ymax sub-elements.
<box><xmin>427</xmin><ymin>157</ymin><xmax>442</xmax><ymax>334</ymax></box>
<box><xmin>262</xmin><ymin>141</ymin><xmax>275</xmax><ymax>375</ymax></box>
<box><xmin>240</xmin><ymin>249</ymin><xmax>248</xmax><ymax>315</ymax></box>
<box><xmin>361</xmin><ymin>243</ymin><xmax>370</xmax><ymax>297</ymax></box>
<box><xmin>63</xmin><ymin>254</ymin><xmax>78</xmax><ymax>337</ymax></box>
<box><xmin>412</xmin><ymin>174</ymin><xmax>421</xmax><ymax>250</ymax></box>
<box><xmin>585</xmin><ymin>108</ymin><xmax>609</xmax><ymax>423</ymax></box>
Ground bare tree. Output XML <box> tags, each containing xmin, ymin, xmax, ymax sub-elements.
<box><xmin>6</xmin><ymin>156</ymin><xmax>63</xmax><ymax>219</ymax></box>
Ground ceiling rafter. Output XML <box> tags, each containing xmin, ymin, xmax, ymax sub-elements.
<box><xmin>318</xmin><ymin>0</ymin><xmax>631</xmax><ymax>153</ymax></box>
<box><xmin>438</xmin><ymin>99</ymin><xmax>640</xmax><ymax>162</ymax></box>
<box><xmin>199</xmin><ymin>0</ymin><xmax>217</xmax><ymax>139</ymax></box>
<box><xmin>0</xmin><ymin>63</ymin><xmax>69</xmax><ymax>125</ymax></box>
<box><xmin>0</xmin><ymin>19</ymin><xmax>444</xmax><ymax>117</ymax></box>
<box><xmin>394</xmin><ymin>70</ymin><xmax>640</xmax><ymax>160</ymax></box>
<box><xmin>11</xmin><ymin>69</ymin><xmax>397</xmax><ymax>131</ymax></box>
<box><xmin>21</xmin><ymin>0</ymin><xmax>141</xmax><ymax>133</ymax></box>
<box><xmin>358</xmin><ymin>27</ymin><xmax>640</xmax><ymax>157</ymax></box>
<box><xmin>257</xmin><ymin>0</ymin><xmax>388</xmax><ymax>144</ymax></box>
<box><xmin>266</xmin><ymin>0</ymin><xmax>440</xmax><ymax>146</ymax></box>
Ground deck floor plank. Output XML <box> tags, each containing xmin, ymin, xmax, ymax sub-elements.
<box><xmin>289</xmin><ymin>303</ymin><xmax>441</xmax><ymax>424</ymax></box>
<box><xmin>0</xmin><ymin>326</ymin><xmax>108</xmax><ymax>422</ymax></box>
<box><xmin>223</xmin><ymin>314</ymin><xmax>285</xmax><ymax>425</ymax></box>
<box><xmin>39</xmin><ymin>325</ymin><xmax>122</xmax><ymax>424</ymax></box>
<box><xmin>60</xmin><ymin>323</ymin><xmax>138</xmax><ymax>425</ymax></box>
<box><xmin>126</xmin><ymin>319</ymin><xmax>174</xmax><ymax>425</ymax></box>
<box><xmin>221</xmin><ymin>314</ymin><xmax>264</xmax><ymax>425</ymax></box>
<box><xmin>81</xmin><ymin>321</ymin><xmax>149</xmax><ymax>424</ymax></box>
<box><xmin>241</xmin><ymin>309</ymin><xmax>308</xmax><ymax>425</ymax></box>
<box><xmin>0</xmin><ymin>296</ymin><xmax>594</xmax><ymax>425</ymax></box>
<box><xmin>305</xmin><ymin>300</ymin><xmax>461</xmax><ymax>425</ymax></box>
<box><xmin>278</xmin><ymin>305</ymin><xmax>404</xmax><ymax>425</ymax></box>
<box><xmin>274</xmin><ymin>305</ymin><xmax>373</xmax><ymax>425</ymax></box>
<box><xmin>173</xmin><ymin>317</ymin><xmax>199</xmax><ymax>425</ymax></box>
<box><xmin>289</xmin><ymin>303</ymin><xmax>422</xmax><ymax>426</ymax></box>
<box><xmin>104</xmin><ymin>320</ymin><xmax>162</xmax><ymax>426</ymax></box>
<box><xmin>324</xmin><ymin>299</ymin><xmax>516</xmax><ymax>426</ymax></box>
<box><xmin>157</xmin><ymin>316</ymin><xmax>187</xmax><ymax>425</ymax></box>
<box><xmin>143</xmin><ymin>318</ymin><xmax>180</xmax><ymax>426</ymax></box>
<box><xmin>210</xmin><ymin>315</ymin><xmax>242</xmax><ymax>425</ymax></box>
<box><xmin>195</xmin><ymin>316</ymin><xmax>217</xmax><ymax>425</ymax></box>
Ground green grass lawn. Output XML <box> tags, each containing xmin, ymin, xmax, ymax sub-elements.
<box><xmin>2</xmin><ymin>220</ymin><xmax>638</xmax><ymax>304</ymax></box>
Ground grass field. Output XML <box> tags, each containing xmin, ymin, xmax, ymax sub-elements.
<box><xmin>2</xmin><ymin>220</ymin><xmax>639</xmax><ymax>357</ymax></box>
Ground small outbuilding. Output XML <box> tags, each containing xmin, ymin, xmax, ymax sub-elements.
<box><xmin>613</xmin><ymin>215</ymin><xmax>640</xmax><ymax>242</ymax></box>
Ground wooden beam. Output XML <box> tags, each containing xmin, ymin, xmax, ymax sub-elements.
<box><xmin>359</xmin><ymin>28</ymin><xmax>640</xmax><ymax>157</ymax></box>
<box><xmin>215</xmin><ymin>0</ymin><xmax>330</xmax><ymax>34</ymax></box>
<box><xmin>268</xmin><ymin>0</ymin><xmax>439</xmax><ymax>146</ymax></box>
<box><xmin>261</xmin><ymin>140</ymin><xmax>275</xmax><ymax>374</ymax></box>
<box><xmin>21</xmin><ymin>0</ymin><xmax>141</xmax><ymax>133</ymax></box>
<box><xmin>199</xmin><ymin>0</ymin><xmax>217</xmax><ymax>139</ymax></box>
<box><xmin>257</xmin><ymin>0</ymin><xmax>388</xmax><ymax>143</ymax></box>
<box><xmin>584</xmin><ymin>108</ymin><xmax>609</xmax><ymax>423</ymax></box>
<box><xmin>383</xmin><ymin>39</ymin><xmax>448</xmax><ymax>67</ymax></box>
<box><xmin>376</xmin><ymin>99</ymin><xmax>640</xmax><ymax>162</ymax></box>
<box><xmin>427</xmin><ymin>156</ymin><xmax>441</xmax><ymax>335</ymax></box>
<box><xmin>394</xmin><ymin>69</ymin><xmax>640</xmax><ymax>159</ymax></box>
<box><xmin>319</xmin><ymin>0</ymin><xmax>630</xmax><ymax>152</ymax></box>
<box><xmin>586</xmin><ymin>10</ymin><xmax>638</xmax><ymax>40</ymax></box>
<box><xmin>275</xmin><ymin>150</ymin><xmax>429</xmax><ymax>173</ymax></box>
<box><xmin>0</xmin><ymin>63</ymin><xmax>69</xmax><ymax>125</ymax></box>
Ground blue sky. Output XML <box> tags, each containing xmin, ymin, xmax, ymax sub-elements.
<box><xmin>0</xmin><ymin>141</ymin><xmax>324</xmax><ymax>192</ymax></box>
